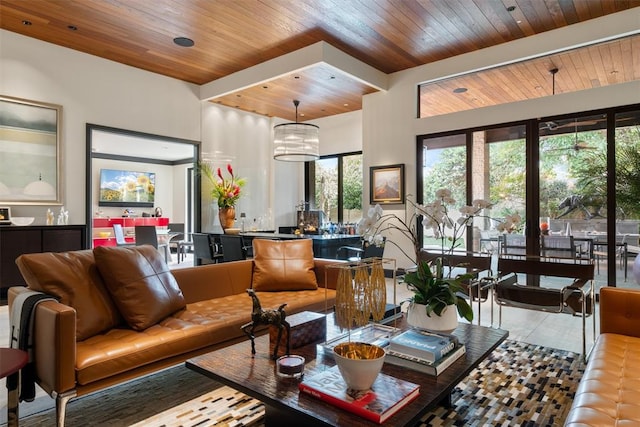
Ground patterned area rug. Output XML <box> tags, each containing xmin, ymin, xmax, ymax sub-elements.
<box><xmin>16</xmin><ymin>340</ymin><xmax>582</xmax><ymax>426</ymax></box>
<box><xmin>419</xmin><ymin>340</ymin><xmax>584</xmax><ymax>426</ymax></box>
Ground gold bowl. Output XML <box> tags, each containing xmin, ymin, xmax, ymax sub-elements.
<box><xmin>333</xmin><ymin>342</ymin><xmax>385</xmax><ymax>390</ymax></box>
<box><xmin>98</xmin><ymin>231</ymin><xmax>111</xmax><ymax>238</ymax></box>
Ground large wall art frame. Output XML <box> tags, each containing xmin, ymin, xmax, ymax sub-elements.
<box><xmin>0</xmin><ymin>95</ymin><xmax>63</xmax><ymax>205</ymax></box>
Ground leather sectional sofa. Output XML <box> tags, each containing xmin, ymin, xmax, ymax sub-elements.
<box><xmin>564</xmin><ymin>286</ymin><xmax>640</xmax><ymax>425</ymax></box>
<box><xmin>8</xmin><ymin>239</ymin><xmax>339</xmax><ymax>426</ymax></box>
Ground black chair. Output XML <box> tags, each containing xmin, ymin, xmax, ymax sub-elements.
<box><xmin>494</xmin><ymin>256</ymin><xmax>595</xmax><ymax>361</ymax></box>
<box><xmin>192</xmin><ymin>233</ymin><xmax>219</xmax><ymax>266</ymax></box>
<box><xmin>336</xmin><ymin>238</ymin><xmax>385</xmax><ymax>261</ymax></box>
<box><xmin>219</xmin><ymin>234</ymin><xmax>248</xmax><ymax>262</ymax></box>
<box><xmin>135</xmin><ymin>225</ymin><xmax>169</xmax><ymax>262</ymax></box>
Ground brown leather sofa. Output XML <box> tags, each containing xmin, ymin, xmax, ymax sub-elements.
<box><xmin>564</xmin><ymin>286</ymin><xmax>640</xmax><ymax>425</ymax></box>
<box><xmin>8</xmin><ymin>240</ymin><xmax>339</xmax><ymax>426</ymax></box>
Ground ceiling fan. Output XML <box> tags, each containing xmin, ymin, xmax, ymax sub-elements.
<box><xmin>543</xmin><ymin>119</ymin><xmax>597</xmax><ymax>152</ymax></box>
<box><xmin>540</xmin><ymin>119</ymin><xmax>599</xmax><ymax>131</ymax></box>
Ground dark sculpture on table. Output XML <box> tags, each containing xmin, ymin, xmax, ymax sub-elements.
<box><xmin>241</xmin><ymin>289</ymin><xmax>290</xmax><ymax>360</ymax></box>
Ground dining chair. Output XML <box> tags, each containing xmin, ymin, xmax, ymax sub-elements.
<box><xmin>191</xmin><ymin>233</ymin><xmax>220</xmax><ymax>266</ymax></box>
<box><xmin>112</xmin><ymin>224</ymin><xmax>134</xmax><ymax>247</ymax></box>
<box><xmin>218</xmin><ymin>235</ymin><xmax>248</xmax><ymax>262</ymax></box>
<box><xmin>168</xmin><ymin>223</ymin><xmax>192</xmax><ymax>263</ymax></box>
<box><xmin>134</xmin><ymin>225</ymin><xmax>169</xmax><ymax>262</ymax></box>
<box><xmin>335</xmin><ymin>238</ymin><xmax>385</xmax><ymax>261</ymax></box>
<box><xmin>494</xmin><ymin>256</ymin><xmax>595</xmax><ymax>361</ymax></box>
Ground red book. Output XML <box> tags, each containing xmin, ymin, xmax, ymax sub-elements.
<box><xmin>299</xmin><ymin>365</ymin><xmax>420</xmax><ymax>424</ymax></box>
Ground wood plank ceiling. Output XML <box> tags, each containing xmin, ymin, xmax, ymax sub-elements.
<box><xmin>1</xmin><ymin>0</ymin><xmax>638</xmax><ymax>121</ymax></box>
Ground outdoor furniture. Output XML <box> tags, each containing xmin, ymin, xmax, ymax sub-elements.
<box><xmin>540</xmin><ymin>235</ymin><xmax>579</xmax><ymax>261</ymax></box>
<box><xmin>500</xmin><ymin>234</ymin><xmax>526</xmax><ymax>257</ymax></box>
<box><xmin>419</xmin><ymin>250</ymin><xmax>494</xmax><ymax>326</ymax></box>
<box><xmin>593</xmin><ymin>235</ymin><xmax>628</xmax><ymax>281</ymax></box>
<box><xmin>494</xmin><ymin>256</ymin><xmax>595</xmax><ymax>361</ymax></box>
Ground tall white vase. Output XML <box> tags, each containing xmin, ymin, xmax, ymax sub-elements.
<box><xmin>406</xmin><ymin>302</ymin><xmax>458</xmax><ymax>333</ymax></box>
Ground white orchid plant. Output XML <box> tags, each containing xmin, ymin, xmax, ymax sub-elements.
<box><xmin>357</xmin><ymin>188</ymin><xmax>522</xmax><ymax>321</ymax></box>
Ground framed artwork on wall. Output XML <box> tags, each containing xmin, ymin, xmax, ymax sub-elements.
<box><xmin>0</xmin><ymin>207</ymin><xmax>11</xmax><ymax>224</ymax></box>
<box><xmin>0</xmin><ymin>95</ymin><xmax>63</xmax><ymax>205</ymax></box>
<box><xmin>370</xmin><ymin>164</ymin><xmax>405</xmax><ymax>204</ymax></box>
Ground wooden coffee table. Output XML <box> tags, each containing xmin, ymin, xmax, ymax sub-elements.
<box><xmin>187</xmin><ymin>317</ymin><xmax>508</xmax><ymax>426</ymax></box>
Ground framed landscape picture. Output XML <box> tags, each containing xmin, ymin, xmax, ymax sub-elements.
<box><xmin>370</xmin><ymin>164</ymin><xmax>404</xmax><ymax>204</ymax></box>
<box><xmin>0</xmin><ymin>95</ymin><xmax>63</xmax><ymax>205</ymax></box>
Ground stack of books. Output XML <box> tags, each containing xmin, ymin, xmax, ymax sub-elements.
<box><xmin>385</xmin><ymin>329</ymin><xmax>466</xmax><ymax>376</ymax></box>
<box><xmin>299</xmin><ymin>365</ymin><xmax>420</xmax><ymax>424</ymax></box>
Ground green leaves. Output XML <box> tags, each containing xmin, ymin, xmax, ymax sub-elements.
<box><xmin>402</xmin><ymin>259</ymin><xmax>474</xmax><ymax>322</ymax></box>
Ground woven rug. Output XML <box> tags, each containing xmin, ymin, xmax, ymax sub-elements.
<box><xmin>16</xmin><ymin>340</ymin><xmax>582</xmax><ymax>426</ymax></box>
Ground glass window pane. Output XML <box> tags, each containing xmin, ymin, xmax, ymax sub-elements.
<box><xmin>314</xmin><ymin>158</ymin><xmax>338</xmax><ymax>224</ymax></box>
<box><xmin>422</xmin><ymin>134</ymin><xmax>467</xmax><ymax>250</ymax></box>
<box><xmin>342</xmin><ymin>154</ymin><xmax>362</xmax><ymax>225</ymax></box>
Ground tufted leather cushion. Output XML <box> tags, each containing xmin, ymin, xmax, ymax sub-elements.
<box><xmin>94</xmin><ymin>245</ymin><xmax>185</xmax><ymax>331</ymax></box>
<box><xmin>252</xmin><ymin>239</ymin><xmax>318</xmax><ymax>291</ymax></box>
<box><xmin>15</xmin><ymin>250</ymin><xmax>122</xmax><ymax>341</ymax></box>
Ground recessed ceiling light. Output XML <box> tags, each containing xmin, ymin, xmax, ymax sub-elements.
<box><xmin>67</xmin><ymin>25</ymin><xmax>78</xmax><ymax>31</ymax></box>
<box><xmin>294</xmin><ymin>76</ymin><xmax>300</xmax><ymax>79</ymax></box>
<box><xmin>22</xmin><ymin>20</ymin><xmax>32</xmax><ymax>26</ymax></box>
<box><xmin>173</xmin><ymin>37</ymin><xmax>194</xmax><ymax>47</ymax></box>
<box><xmin>330</xmin><ymin>76</ymin><xmax>335</xmax><ymax>79</ymax></box>
<box><xmin>453</xmin><ymin>87</ymin><xmax>467</xmax><ymax>93</ymax></box>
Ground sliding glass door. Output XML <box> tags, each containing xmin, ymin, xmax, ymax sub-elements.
<box><xmin>418</xmin><ymin>104</ymin><xmax>639</xmax><ymax>287</ymax></box>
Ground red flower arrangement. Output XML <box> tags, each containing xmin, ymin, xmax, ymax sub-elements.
<box><xmin>200</xmin><ymin>163</ymin><xmax>246</xmax><ymax>208</ymax></box>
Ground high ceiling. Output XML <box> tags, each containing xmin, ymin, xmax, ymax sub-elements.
<box><xmin>1</xmin><ymin>0</ymin><xmax>638</xmax><ymax>121</ymax></box>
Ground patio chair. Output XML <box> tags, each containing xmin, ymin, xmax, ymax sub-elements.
<box><xmin>541</xmin><ymin>235</ymin><xmax>579</xmax><ymax>261</ymax></box>
<box><xmin>419</xmin><ymin>250</ymin><xmax>494</xmax><ymax>326</ymax></box>
<box><xmin>500</xmin><ymin>234</ymin><xmax>526</xmax><ymax>258</ymax></box>
<box><xmin>494</xmin><ymin>256</ymin><xmax>595</xmax><ymax>361</ymax></box>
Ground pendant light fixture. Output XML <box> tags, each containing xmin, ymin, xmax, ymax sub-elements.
<box><xmin>273</xmin><ymin>100</ymin><xmax>319</xmax><ymax>162</ymax></box>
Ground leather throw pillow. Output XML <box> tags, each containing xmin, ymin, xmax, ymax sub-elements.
<box><xmin>16</xmin><ymin>250</ymin><xmax>123</xmax><ymax>341</ymax></box>
<box><xmin>94</xmin><ymin>245</ymin><xmax>185</xmax><ymax>331</ymax></box>
<box><xmin>252</xmin><ymin>239</ymin><xmax>318</xmax><ymax>291</ymax></box>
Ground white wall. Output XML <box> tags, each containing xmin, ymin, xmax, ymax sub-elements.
<box><xmin>0</xmin><ymin>30</ymin><xmax>201</xmax><ymax>224</ymax></box>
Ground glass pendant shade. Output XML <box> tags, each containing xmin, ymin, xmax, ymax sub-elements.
<box><xmin>273</xmin><ymin>100</ymin><xmax>319</xmax><ymax>162</ymax></box>
<box><xmin>273</xmin><ymin>122</ymin><xmax>320</xmax><ymax>161</ymax></box>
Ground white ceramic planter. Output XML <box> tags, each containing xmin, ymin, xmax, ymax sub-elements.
<box><xmin>406</xmin><ymin>302</ymin><xmax>458</xmax><ymax>333</ymax></box>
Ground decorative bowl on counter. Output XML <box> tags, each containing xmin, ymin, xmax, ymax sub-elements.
<box><xmin>98</xmin><ymin>231</ymin><xmax>111</xmax><ymax>238</ymax></box>
<box><xmin>11</xmin><ymin>217</ymin><xmax>35</xmax><ymax>226</ymax></box>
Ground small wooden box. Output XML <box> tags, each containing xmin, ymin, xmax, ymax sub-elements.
<box><xmin>269</xmin><ymin>311</ymin><xmax>327</xmax><ymax>357</ymax></box>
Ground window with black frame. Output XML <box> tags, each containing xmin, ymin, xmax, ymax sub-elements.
<box><xmin>306</xmin><ymin>152</ymin><xmax>362</xmax><ymax>232</ymax></box>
